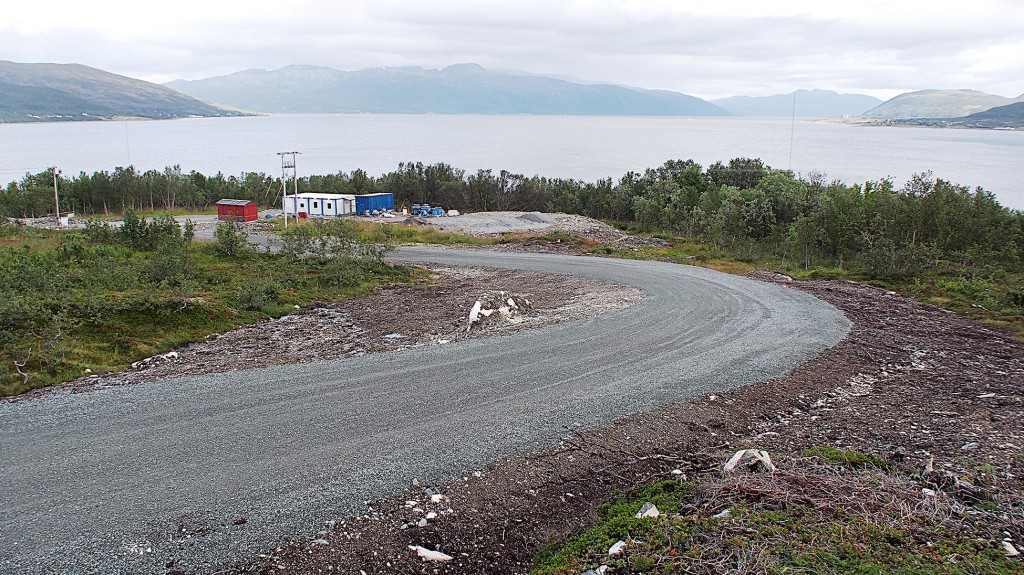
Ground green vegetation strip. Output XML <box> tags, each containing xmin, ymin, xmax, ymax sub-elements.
<box><xmin>534</xmin><ymin>451</ymin><xmax>1018</xmax><ymax>575</ymax></box>
<box><xmin>0</xmin><ymin>214</ymin><xmax>406</xmax><ymax>396</ymax></box>
<box><xmin>4</xmin><ymin>158</ymin><xmax>1020</xmax><ymax>335</ymax></box>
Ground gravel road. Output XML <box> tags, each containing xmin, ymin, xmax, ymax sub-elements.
<box><xmin>0</xmin><ymin>249</ymin><xmax>850</xmax><ymax>574</ymax></box>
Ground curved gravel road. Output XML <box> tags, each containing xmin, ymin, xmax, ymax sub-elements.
<box><xmin>0</xmin><ymin>249</ymin><xmax>850</xmax><ymax>574</ymax></box>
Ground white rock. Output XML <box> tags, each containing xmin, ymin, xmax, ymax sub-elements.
<box><xmin>417</xmin><ymin>518</ymin><xmax>428</xmax><ymax>527</ymax></box>
<box><xmin>426</xmin><ymin>511</ymin><xmax>437</xmax><ymax>520</ymax></box>
<box><xmin>608</xmin><ymin>541</ymin><xmax>627</xmax><ymax>557</ymax></box>
<box><xmin>724</xmin><ymin>449</ymin><xmax>776</xmax><ymax>473</ymax></box>
<box><xmin>430</xmin><ymin>494</ymin><xmax>447</xmax><ymax>503</ymax></box>
<box><xmin>635</xmin><ymin>503</ymin><xmax>660</xmax><ymax>518</ymax></box>
<box><xmin>409</xmin><ymin>545</ymin><xmax>453</xmax><ymax>562</ymax></box>
<box><xmin>311</xmin><ymin>539</ymin><xmax>329</xmax><ymax>545</ymax></box>
<box><xmin>670</xmin><ymin>469</ymin><xmax>684</xmax><ymax>475</ymax></box>
<box><xmin>713</xmin><ymin>509</ymin><xmax>731</xmax><ymax>519</ymax></box>
<box><xmin>921</xmin><ymin>488</ymin><xmax>937</xmax><ymax>497</ymax></box>
<box><xmin>163</xmin><ymin>351</ymin><xmax>179</xmax><ymax>359</ymax></box>
<box><xmin>1004</xmin><ymin>541</ymin><xmax>1020</xmax><ymax>557</ymax></box>
<box><xmin>467</xmin><ymin>301</ymin><xmax>483</xmax><ymax>331</ymax></box>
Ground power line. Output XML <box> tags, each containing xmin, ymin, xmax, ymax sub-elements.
<box><xmin>277</xmin><ymin>151</ymin><xmax>300</xmax><ymax>228</ymax></box>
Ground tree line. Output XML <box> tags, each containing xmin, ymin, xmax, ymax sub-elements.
<box><xmin>2</xmin><ymin>158</ymin><xmax>1021</xmax><ymax>276</ymax></box>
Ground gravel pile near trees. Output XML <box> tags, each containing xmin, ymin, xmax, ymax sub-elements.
<box><xmin>425</xmin><ymin>211</ymin><xmax>666</xmax><ymax>247</ymax></box>
<box><xmin>230</xmin><ymin>273</ymin><xmax>1022</xmax><ymax>575</ymax></box>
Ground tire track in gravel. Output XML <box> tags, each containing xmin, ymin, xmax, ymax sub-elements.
<box><xmin>0</xmin><ymin>249</ymin><xmax>849</xmax><ymax>575</ymax></box>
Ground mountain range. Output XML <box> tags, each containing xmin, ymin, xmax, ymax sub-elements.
<box><xmin>1</xmin><ymin>60</ymin><xmax>1020</xmax><ymax>127</ymax></box>
<box><xmin>711</xmin><ymin>90</ymin><xmax>882</xmax><ymax>118</ymax></box>
<box><xmin>0</xmin><ymin>60</ymin><xmax>247</xmax><ymax>122</ymax></box>
<box><xmin>164</xmin><ymin>64</ymin><xmax>730</xmax><ymax>116</ymax></box>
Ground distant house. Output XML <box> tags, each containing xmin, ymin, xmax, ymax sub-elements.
<box><xmin>216</xmin><ymin>199</ymin><xmax>258</xmax><ymax>222</ymax></box>
<box><xmin>283</xmin><ymin>193</ymin><xmax>356</xmax><ymax>217</ymax></box>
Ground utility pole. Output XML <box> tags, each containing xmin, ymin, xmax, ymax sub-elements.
<box><xmin>278</xmin><ymin>152</ymin><xmax>300</xmax><ymax>228</ymax></box>
<box><xmin>53</xmin><ymin>168</ymin><xmax>61</xmax><ymax>227</ymax></box>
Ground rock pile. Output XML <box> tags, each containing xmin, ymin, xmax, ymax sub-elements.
<box><xmin>466</xmin><ymin>291</ymin><xmax>533</xmax><ymax>332</ymax></box>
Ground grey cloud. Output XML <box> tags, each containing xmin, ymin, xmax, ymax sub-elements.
<box><xmin>1</xmin><ymin>1</ymin><xmax>1021</xmax><ymax>99</ymax></box>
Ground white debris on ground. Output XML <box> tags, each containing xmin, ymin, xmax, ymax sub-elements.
<box><xmin>408</xmin><ymin>545</ymin><xmax>453</xmax><ymax>562</ymax></box>
<box><xmin>724</xmin><ymin>449</ymin><xmax>777</xmax><ymax>473</ymax></box>
<box><xmin>129</xmin><ymin>351</ymin><xmax>180</xmax><ymax>370</ymax></box>
<box><xmin>608</xmin><ymin>541</ymin><xmax>628</xmax><ymax>557</ymax></box>
<box><xmin>466</xmin><ymin>291</ymin><xmax>533</xmax><ymax>332</ymax></box>
<box><xmin>635</xmin><ymin>502</ymin><xmax>660</xmax><ymax>518</ymax></box>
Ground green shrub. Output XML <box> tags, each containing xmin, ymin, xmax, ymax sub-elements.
<box><xmin>214</xmin><ymin>221</ymin><xmax>249</xmax><ymax>258</ymax></box>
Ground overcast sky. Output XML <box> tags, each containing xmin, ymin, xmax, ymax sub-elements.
<box><xmin>3</xmin><ymin>0</ymin><xmax>1022</xmax><ymax>100</ymax></box>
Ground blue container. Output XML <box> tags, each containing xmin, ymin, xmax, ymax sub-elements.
<box><xmin>431</xmin><ymin>207</ymin><xmax>444</xmax><ymax>217</ymax></box>
<box><xmin>355</xmin><ymin>193</ymin><xmax>395</xmax><ymax>213</ymax></box>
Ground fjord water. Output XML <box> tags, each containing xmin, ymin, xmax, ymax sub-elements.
<box><xmin>1</xmin><ymin>114</ymin><xmax>1021</xmax><ymax>209</ymax></box>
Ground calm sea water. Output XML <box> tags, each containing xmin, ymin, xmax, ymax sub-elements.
<box><xmin>1</xmin><ymin>114</ymin><xmax>1022</xmax><ymax>209</ymax></box>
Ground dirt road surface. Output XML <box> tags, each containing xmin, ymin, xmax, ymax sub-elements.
<box><xmin>0</xmin><ymin>249</ymin><xmax>849</xmax><ymax>574</ymax></box>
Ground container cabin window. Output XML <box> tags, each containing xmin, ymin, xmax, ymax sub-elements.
<box><xmin>313</xmin><ymin>201</ymin><xmax>319</xmax><ymax>209</ymax></box>
<box><xmin>299</xmin><ymin>202</ymin><xmax>305</xmax><ymax>208</ymax></box>
<box><xmin>326</xmin><ymin>203</ymin><xmax>332</xmax><ymax>210</ymax></box>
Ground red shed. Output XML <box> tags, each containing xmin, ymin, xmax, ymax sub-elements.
<box><xmin>216</xmin><ymin>199</ymin><xmax>258</xmax><ymax>222</ymax></box>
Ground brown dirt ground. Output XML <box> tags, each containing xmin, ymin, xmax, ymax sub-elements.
<box><xmin>222</xmin><ymin>271</ymin><xmax>1024</xmax><ymax>575</ymax></box>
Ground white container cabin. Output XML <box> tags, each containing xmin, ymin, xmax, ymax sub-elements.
<box><xmin>283</xmin><ymin>193</ymin><xmax>356</xmax><ymax>217</ymax></box>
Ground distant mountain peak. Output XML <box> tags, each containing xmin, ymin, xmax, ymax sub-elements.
<box><xmin>710</xmin><ymin>89</ymin><xmax>881</xmax><ymax>118</ymax></box>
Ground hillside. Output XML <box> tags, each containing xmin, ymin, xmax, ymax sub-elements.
<box><xmin>963</xmin><ymin>100</ymin><xmax>1024</xmax><ymax>123</ymax></box>
<box><xmin>861</xmin><ymin>89</ymin><xmax>1024</xmax><ymax>119</ymax></box>
<box><xmin>711</xmin><ymin>89</ymin><xmax>881</xmax><ymax>118</ymax></box>
<box><xmin>166</xmin><ymin>64</ymin><xmax>730</xmax><ymax>116</ymax></box>
<box><xmin>0</xmin><ymin>60</ymin><xmax>249</xmax><ymax>122</ymax></box>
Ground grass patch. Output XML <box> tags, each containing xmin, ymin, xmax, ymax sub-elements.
<box><xmin>533</xmin><ymin>456</ymin><xmax>1019</xmax><ymax>575</ymax></box>
<box><xmin>0</xmin><ymin>223</ymin><xmax>407</xmax><ymax>396</ymax></box>
<box><xmin>802</xmin><ymin>445</ymin><xmax>891</xmax><ymax>471</ymax></box>
<box><xmin>377</xmin><ymin>222</ymin><xmax>494</xmax><ymax>246</ymax></box>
